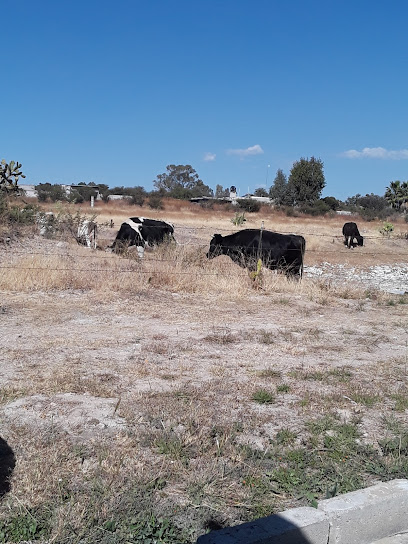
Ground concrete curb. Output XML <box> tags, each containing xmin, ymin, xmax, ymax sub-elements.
<box><xmin>196</xmin><ymin>479</ymin><xmax>408</xmax><ymax>544</ymax></box>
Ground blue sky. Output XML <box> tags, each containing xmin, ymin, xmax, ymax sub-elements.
<box><xmin>2</xmin><ymin>0</ymin><xmax>408</xmax><ymax>200</ymax></box>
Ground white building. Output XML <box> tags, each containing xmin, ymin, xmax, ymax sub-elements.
<box><xmin>19</xmin><ymin>184</ymin><xmax>38</xmax><ymax>198</ymax></box>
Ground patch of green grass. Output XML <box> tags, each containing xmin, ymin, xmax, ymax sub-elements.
<box><xmin>257</xmin><ymin>368</ymin><xmax>281</xmax><ymax>379</ymax></box>
<box><xmin>298</xmin><ymin>393</ymin><xmax>312</xmax><ymax>408</ymax></box>
<box><xmin>276</xmin><ymin>384</ymin><xmax>290</xmax><ymax>393</ymax></box>
<box><xmin>154</xmin><ymin>433</ymin><xmax>191</xmax><ymax>466</ymax></box>
<box><xmin>306</xmin><ymin>415</ymin><xmax>338</xmax><ymax>435</ymax></box>
<box><xmin>0</xmin><ymin>506</ymin><xmax>52</xmax><ymax>543</ymax></box>
<box><xmin>327</xmin><ymin>367</ymin><xmax>353</xmax><ymax>382</ymax></box>
<box><xmin>275</xmin><ymin>428</ymin><xmax>297</xmax><ymax>446</ymax></box>
<box><xmin>102</xmin><ymin>514</ymin><xmax>191</xmax><ymax>543</ymax></box>
<box><xmin>303</xmin><ymin>371</ymin><xmax>324</xmax><ymax>381</ymax></box>
<box><xmin>252</xmin><ymin>389</ymin><xmax>275</xmax><ymax>404</ymax></box>
<box><xmin>348</xmin><ymin>389</ymin><xmax>380</xmax><ymax>407</ymax></box>
<box><xmin>391</xmin><ymin>393</ymin><xmax>408</xmax><ymax>412</ymax></box>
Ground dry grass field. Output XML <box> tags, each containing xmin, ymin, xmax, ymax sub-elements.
<box><xmin>0</xmin><ymin>200</ymin><xmax>407</xmax><ymax>543</ymax></box>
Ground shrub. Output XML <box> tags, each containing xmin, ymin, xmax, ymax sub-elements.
<box><xmin>8</xmin><ymin>204</ymin><xmax>38</xmax><ymax>224</ymax></box>
<box><xmin>379</xmin><ymin>222</ymin><xmax>394</xmax><ymax>237</ymax></box>
<box><xmin>252</xmin><ymin>389</ymin><xmax>275</xmax><ymax>404</ymax></box>
<box><xmin>148</xmin><ymin>192</ymin><xmax>164</xmax><ymax>209</ymax></box>
<box><xmin>236</xmin><ymin>199</ymin><xmax>261</xmax><ymax>213</ymax></box>
<box><xmin>299</xmin><ymin>200</ymin><xmax>330</xmax><ymax>216</ymax></box>
<box><xmin>231</xmin><ymin>212</ymin><xmax>246</xmax><ymax>226</ymax></box>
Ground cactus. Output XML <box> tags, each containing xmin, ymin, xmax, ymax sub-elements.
<box><xmin>0</xmin><ymin>159</ymin><xmax>26</xmax><ymax>194</ymax></box>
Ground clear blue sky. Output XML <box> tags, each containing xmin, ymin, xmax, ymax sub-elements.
<box><xmin>2</xmin><ymin>0</ymin><xmax>407</xmax><ymax>200</ymax></box>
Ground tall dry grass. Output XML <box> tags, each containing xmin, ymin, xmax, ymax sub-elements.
<box><xmin>0</xmin><ymin>238</ymin><xmax>374</xmax><ymax>303</ymax></box>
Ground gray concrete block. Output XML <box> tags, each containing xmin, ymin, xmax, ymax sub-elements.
<box><xmin>372</xmin><ymin>533</ymin><xmax>408</xmax><ymax>544</ymax></box>
<box><xmin>318</xmin><ymin>479</ymin><xmax>408</xmax><ymax>544</ymax></box>
<box><xmin>196</xmin><ymin>506</ymin><xmax>329</xmax><ymax>544</ymax></box>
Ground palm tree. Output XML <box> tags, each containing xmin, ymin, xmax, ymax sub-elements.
<box><xmin>385</xmin><ymin>180</ymin><xmax>408</xmax><ymax>209</ymax></box>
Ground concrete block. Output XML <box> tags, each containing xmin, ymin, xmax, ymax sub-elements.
<box><xmin>318</xmin><ymin>479</ymin><xmax>408</xmax><ymax>544</ymax></box>
<box><xmin>196</xmin><ymin>506</ymin><xmax>329</xmax><ymax>544</ymax></box>
<box><xmin>372</xmin><ymin>534</ymin><xmax>408</xmax><ymax>544</ymax></box>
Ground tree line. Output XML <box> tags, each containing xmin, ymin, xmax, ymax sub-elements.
<box><xmin>2</xmin><ymin>158</ymin><xmax>408</xmax><ymax>221</ymax></box>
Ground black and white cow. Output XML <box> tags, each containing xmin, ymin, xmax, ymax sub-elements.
<box><xmin>77</xmin><ymin>220</ymin><xmax>97</xmax><ymax>249</ymax></box>
<box><xmin>207</xmin><ymin>229</ymin><xmax>306</xmax><ymax>278</ymax></box>
<box><xmin>342</xmin><ymin>222</ymin><xmax>363</xmax><ymax>249</ymax></box>
<box><xmin>112</xmin><ymin>217</ymin><xmax>174</xmax><ymax>256</ymax></box>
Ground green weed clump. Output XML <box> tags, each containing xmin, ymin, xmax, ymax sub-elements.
<box><xmin>252</xmin><ymin>389</ymin><xmax>275</xmax><ymax>404</ymax></box>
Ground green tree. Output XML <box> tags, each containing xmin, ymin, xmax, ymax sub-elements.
<box><xmin>215</xmin><ymin>184</ymin><xmax>229</xmax><ymax>198</ymax></box>
<box><xmin>321</xmin><ymin>196</ymin><xmax>340</xmax><ymax>210</ymax></box>
<box><xmin>237</xmin><ymin>198</ymin><xmax>261</xmax><ymax>213</ymax></box>
<box><xmin>35</xmin><ymin>183</ymin><xmax>68</xmax><ymax>202</ymax></box>
<box><xmin>288</xmin><ymin>157</ymin><xmax>325</xmax><ymax>205</ymax></box>
<box><xmin>70</xmin><ymin>183</ymin><xmax>100</xmax><ymax>203</ymax></box>
<box><xmin>269</xmin><ymin>169</ymin><xmax>294</xmax><ymax>206</ymax></box>
<box><xmin>345</xmin><ymin>193</ymin><xmax>390</xmax><ymax>220</ymax></box>
<box><xmin>385</xmin><ymin>180</ymin><xmax>408</xmax><ymax>210</ymax></box>
<box><xmin>153</xmin><ymin>164</ymin><xmax>213</xmax><ymax>199</ymax></box>
<box><xmin>254</xmin><ymin>187</ymin><xmax>268</xmax><ymax>197</ymax></box>
<box><xmin>109</xmin><ymin>185</ymin><xmax>147</xmax><ymax>205</ymax></box>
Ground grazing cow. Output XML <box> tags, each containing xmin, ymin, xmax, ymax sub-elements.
<box><xmin>77</xmin><ymin>220</ymin><xmax>97</xmax><ymax>249</ymax></box>
<box><xmin>207</xmin><ymin>229</ymin><xmax>306</xmax><ymax>278</ymax></box>
<box><xmin>342</xmin><ymin>222</ymin><xmax>363</xmax><ymax>249</ymax></box>
<box><xmin>111</xmin><ymin>217</ymin><xmax>174</xmax><ymax>256</ymax></box>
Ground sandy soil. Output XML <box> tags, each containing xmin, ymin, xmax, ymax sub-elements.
<box><xmin>0</xmin><ymin>214</ymin><xmax>407</xmax><ymax>540</ymax></box>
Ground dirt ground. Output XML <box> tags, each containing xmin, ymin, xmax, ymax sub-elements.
<box><xmin>0</xmin><ymin>208</ymin><xmax>408</xmax><ymax>542</ymax></box>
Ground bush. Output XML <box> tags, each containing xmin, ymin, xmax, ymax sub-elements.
<box><xmin>0</xmin><ymin>197</ymin><xmax>39</xmax><ymax>226</ymax></box>
<box><xmin>379</xmin><ymin>222</ymin><xmax>394</xmax><ymax>237</ymax></box>
<box><xmin>148</xmin><ymin>192</ymin><xmax>164</xmax><ymax>210</ymax></box>
<box><xmin>36</xmin><ymin>183</ymin><xmax>68</xmax><ymax>202</ymax></box>
<box><xmin>231</xmin><ymin>212</ymin><xmax>246</xmax><ymax>226</ymax></box>
<box><xmin>299</xmin><ymin>200</ymin><xmax>331</xmax><ymax>216</ymax></box>
<box><xmin>236</xmin><ymin>199</ymin><xmax>261</xmax><ymax>213</ymax></box>
<box><xmin>284</xmin><ymin>206</ymin><xmax>300</xmax><ymax>217</ymax></box>
<box><xmin>321</xmin><ymin>196</ymin><xmax>340</xmax><ymax>210</ymax></box>
<box><xmin>8</xmin><ymin>204</ymin><xmax>38</xmax><ymax>224</ymax></box>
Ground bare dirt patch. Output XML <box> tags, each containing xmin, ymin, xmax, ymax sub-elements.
<box><xmin>0</xmin><ymin>210</ymin><xmax>408</xmax><ymax>542</ymax></box>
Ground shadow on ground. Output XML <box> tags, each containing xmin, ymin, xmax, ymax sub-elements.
<box><xmin>196</xmin><ymin>513</ymin><xmax>316</xmax><ymax>543</ymax></box>
<box><xmin>0</xmin><ymin>436</ymin><xmax>15</xmax><ymax>498</ymax></box>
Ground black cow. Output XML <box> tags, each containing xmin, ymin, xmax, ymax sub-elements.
<box><xmin>112</xmin><ymin>217</ymin><xmax>174</xmax><ymax>256</ymax></box>
<box><xmin>207</xmin><ymin>229</ymin><xmax>306</xmax><ymax>278</ymax></box>
<box><xmin>342</xmin><ymin>222</ymin><xmax>363</xmax><ymax>249</ymax></box>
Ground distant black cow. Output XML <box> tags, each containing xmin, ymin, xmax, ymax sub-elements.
<box><xmin>112</xmin><ymin>217</ymin><xmax>174</xmax><ymax>256</ymax></box>
<box><xmin>342</xmin><ymin>222</ymin><xmax>363</xmax><ymax>249</ymax></box>
<box><xmin>207</xmin><ymin>229</ymin><xmax>306</xmax><ymax>278</ymax></box>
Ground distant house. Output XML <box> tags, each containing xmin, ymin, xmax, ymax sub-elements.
<box><xmin>18</xmin><ymin>183</ymin><xmax>103</xmax><ymax>201</ymax></box>
<box><xmin>240</xmin><ymin>194</ymin><xmax>272</xmax><ymax>204</ymax></box>
<box><xmin>107</xmin><ymin>194</ymin><xmax>132</xmax><ymax>201</ymax></box>
<box><xmin>336</xmin><ymin>210</ymin><xmax>353</xmax><ymax>216</ymax></box>
<box><xmin>19</xmin><ymin>184</ymin><xmax>37</xmax><ymax>198</ymax></box>
<box><xmin>190</xmin><ymin>186</ymin><xmax>239</xmax><ymax>205</ymax></box>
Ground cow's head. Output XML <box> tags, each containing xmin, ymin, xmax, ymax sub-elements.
<box><xmin>207</xmin><ymin>234</ymin><xmax>224</xmax><ymax>259</ymax></box>
<box><xmin>356</xmin><ymin>235</ymin><xmax>364</xmax><ymax>246</ymax></box>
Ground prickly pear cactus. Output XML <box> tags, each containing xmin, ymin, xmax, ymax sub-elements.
<box><xmin>0</xmin><ymin>159</ymin><xmax>26</xmax><ymax>194</ymax></box>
